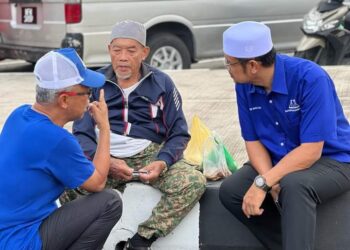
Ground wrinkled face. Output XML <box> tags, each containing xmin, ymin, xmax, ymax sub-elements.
<box><xmin>108</xmin><ymin>38</ymin><xmax>149</xmax><ymax>83</ymax></box>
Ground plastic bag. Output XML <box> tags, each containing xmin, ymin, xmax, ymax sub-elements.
<box><xmin>202</xmin><ymin>135</ymin><xmax>233</xmax><ymax>180</ymax></box>
<box><xmin>184</xmin><ymin>115</ymin><xmax>238</xmax><ymax>177</ymax></box>
<box><xmin>184</xmin><ymin>115</ymin><xmax>212</xmax><ymax>166</ymax></box>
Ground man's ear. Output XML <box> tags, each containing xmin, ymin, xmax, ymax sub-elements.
<box><xmin>248</xmin><ymin>60</ymin><xmax>260</xmax><ymax>74</ymax></box>
<box><xmin>57</xmin><ymin>94</ymin><xmax>69</xmax><ymax>109</ymax></box>
<box><xmin>142</xmin><ymin>46</ymin><xmax>150</xmax><ymax>60</ymax></box>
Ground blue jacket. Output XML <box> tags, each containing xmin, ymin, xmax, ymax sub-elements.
<box><xmin>73</xmin><ymin>63</ymin><xmax>190</xmax><ymax>167</ymax></box>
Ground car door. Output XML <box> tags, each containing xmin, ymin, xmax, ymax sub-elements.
<box><xmin>0</xmin><ymin>0</ymin><xmax>66</xmax><ymax>62</ymax></box>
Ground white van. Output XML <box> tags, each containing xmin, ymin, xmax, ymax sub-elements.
<box><xmin>0</xmin><ymin>0</ymin><xmax>319</xmax><ymax>69</ymax></box>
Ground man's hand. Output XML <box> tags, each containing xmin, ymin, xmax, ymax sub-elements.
<box><xmin>242</xmin><ymin>184</ymin><xmax>267</xmax><ymax>218</ymax></box>
<box><xmin>89</xmin><ymin>89</ymin><xmax>110</xmax><ymax>131</ymax></box>
<box><xmin>109</xmin><ymin>158</ymin><xmax>133</xmax><ymax>181</ymax></box>
<box><xmin>138</xmin><ymin>160</ymin><xmax>167</xmax><ymax>183</ymax></box>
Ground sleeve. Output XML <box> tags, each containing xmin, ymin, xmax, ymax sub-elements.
<box><xmin>299</xmin><ymin>75</ymin><xmax>337</xmax><ymax>143</ymax></box>
<box><xmin>72</xmin><ymin>92</ymin><xmax>98</xmax><ymax>159</ymax></box>
<box><xmin>156</xmin><ymin>77</ymin><xmax>191</xmax><ymax>167</ymax></box>
<box><xmin>235</xmin><ymin>84</ymin><xmax>259</xmax><ymax>141</ymax></box>
<box><xmin>47</xmin><ymin>136</ymin><xmax>95</xmax><ymax>189</ymax></box>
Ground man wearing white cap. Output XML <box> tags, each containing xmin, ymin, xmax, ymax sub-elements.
<box><xmin>219</xmin><ymin>21</ymin><xmax>350</xmax><ymax>250</ymax></box>
<box><xmin>65</xmin><ymin>20</ymin><xmax>206</xmax><ymax>250</ymax></box>
<box><xmin>0</xmin><ymin>48</ymin><xmax>122</xmax><ymax>250</ymax></box>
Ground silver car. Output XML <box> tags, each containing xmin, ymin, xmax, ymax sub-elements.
<box><xmin>0</xmin><ymin>0</ymin><xmax>319</xmax><ymax>69</ymax></box>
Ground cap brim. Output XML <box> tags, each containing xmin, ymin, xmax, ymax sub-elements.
<box><xmin>81</xmin><ymin>68</ymin><xmax>106</xmax><ymax>88</ymax></box>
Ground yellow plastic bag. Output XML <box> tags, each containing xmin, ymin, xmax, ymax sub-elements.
<box><xmin>184</xmin><ymin>116</ymin><xmax>238</xmax><ymax>174</ymax></box>
<box><xmin>184</xmin><ymin>115</ymin><xmax>212</xmax><ymax>165</ymax></box>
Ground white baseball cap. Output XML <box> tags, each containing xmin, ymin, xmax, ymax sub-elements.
<box><xmin>34</xmin><ymin>48</ymin><xmax>105</xmax><ymax>90</ymax></box>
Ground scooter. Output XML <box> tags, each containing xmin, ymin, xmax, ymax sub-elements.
<box><xmin>294</xmin><ymin>0</ymin><xmax>350</xmax><ymax>65</ymax></box>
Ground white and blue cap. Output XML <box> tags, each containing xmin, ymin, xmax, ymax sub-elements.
<box><xmin>34</xmin><ymin>48</ymin><xmax>105</xmax><ymax>89</ymax></box>
<box><xmin>223</xmin><ymin>21</ymin><xmax>273</xmax><ymax>58</ymax></box>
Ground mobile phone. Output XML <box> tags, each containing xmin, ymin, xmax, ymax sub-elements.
<box><xmin>132</xmin><ymin>170</ymin><xmax>149</xmax><ymax>178</ymax></box>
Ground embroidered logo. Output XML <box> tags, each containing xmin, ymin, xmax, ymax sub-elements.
<box><xmin>249</xmin><ymin>106</ymin><xmax>262</xmax><ymax>111</ymax></box>
<box><xmin>285</xmin><ymin>99</ymin><xmax>300</xmax><ymax>112</ymax></box>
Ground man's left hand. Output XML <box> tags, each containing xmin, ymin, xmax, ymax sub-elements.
<box><xmin>138</xmin><ymin>160</ymin><xmax>167</xmax><ymax>183</ymax></box>
<box><xmin>242</xmin><ymin>184</ymin><xmax>267</xmax><ymax>218</ymax></box>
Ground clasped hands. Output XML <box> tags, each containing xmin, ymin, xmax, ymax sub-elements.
<box><xmin>109</xmin><ymin>158</ymin><xmax>166</xmax><ymax>184</ymax></box>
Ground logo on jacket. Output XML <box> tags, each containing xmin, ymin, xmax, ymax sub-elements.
<box><xmin>285</xmin><ymin>99</ymin><xmax>300</xmax><ymax>112</ymax></box>
<box><xmin>173</xmin><ymin>88</ymin><xmax>180</xmax><ymax>111</ymax></box>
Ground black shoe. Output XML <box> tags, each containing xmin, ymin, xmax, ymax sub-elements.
<box><xmin>115</xmin><ymin>241</ymin><xmax>126</xmax><ymax>250</ymax></box>
<box><xmin>123</xmin><ymin>238</ymin><xmax>151</xmax><ymax>250</ymax></box>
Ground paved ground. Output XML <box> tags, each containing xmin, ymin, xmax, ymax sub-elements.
<box><xmin>1</xmin><ymin>66</ymin><xmax>350</xmax><ymax>167</ymax></box>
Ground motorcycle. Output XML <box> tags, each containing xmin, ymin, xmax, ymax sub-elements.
<box><xmin>294</xmin><ymin>0</ymin><xmax>350</xmax><ymax>65</ymax></box>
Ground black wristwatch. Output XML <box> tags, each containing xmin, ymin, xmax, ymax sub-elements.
<box><xmin>254</xmin><ymin>175</ymin><xmax>272</xmax><ymax>192</ymax></box>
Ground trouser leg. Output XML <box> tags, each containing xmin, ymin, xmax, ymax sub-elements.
<box><xmin>137</xmin><ymin>159</ymin><xmax>207</xmax><ymax>238</ymax></box>
<box><xmin>279</xmin><ymin>157</ymin><xmax>350</xmax><ymax>250</ymax></box>
<box><xmin>40</xmin><ymin>189</ymin><xmax>122</xmax><ymax>250</ymax></box>
<box><xmin>219</xmin><ymin>163</ymin><xmax>282</xmax><ymax>250</ymax></box>
<box><xmin>60</xmin><ymin>143</ymin><xmax>206</xmax><ymax>240</ymax></box>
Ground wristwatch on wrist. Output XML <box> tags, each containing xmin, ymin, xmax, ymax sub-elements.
<box><xmin>254</xmin><ymin>175</ymin><xmax>271</xmax><ymax>192</ymax></box>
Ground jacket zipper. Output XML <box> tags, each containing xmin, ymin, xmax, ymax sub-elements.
<box><xmin>105</xmin><ymin>71</ymin><xmax>152</xmax><ymax>135</ymax></box>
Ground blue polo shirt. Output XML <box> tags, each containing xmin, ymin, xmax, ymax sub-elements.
<box><xmin>0</xmin><ymin>105</ymin><xmax>94</xmax><ymax>250</ymax></box>
<box><xmin>235</xmin><ymin>54</ymin><xmax>350</xmax><ymax>165</ymax></box>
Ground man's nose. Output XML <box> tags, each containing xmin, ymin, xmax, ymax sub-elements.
<box><xmin>119</xmin><ymin>49</ymin><xmax>128</xmax><ymax>60</ymax></box>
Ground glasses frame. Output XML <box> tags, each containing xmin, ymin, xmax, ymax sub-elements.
<box><xmin>224</xmin><ymin>58</ymin><xmax>241</xmax><ymax>69</ymax></box>
<box><xmin>58</xmin><ymin>89</ymin><xmax>92</xmax><ymax>98</ymax></box>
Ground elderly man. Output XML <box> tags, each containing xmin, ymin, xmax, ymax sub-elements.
<box><xmin>219</xmin><ymin>21</ymin><xmax>350</xmax><ymax>250</ymax></box>
<box><xmin>64</xmin><ymin>20</ymin><xmax>206</xmax><ymax>250</ymax></box>
<box><xmin>0</xmin><ymin>48</ymin><xmax>122</xmax><ymax>250</ymax></box>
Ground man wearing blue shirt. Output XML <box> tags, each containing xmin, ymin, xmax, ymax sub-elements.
<box><xmin>219</xmin><ymin>21</ymin><xmax>350</xmax><ymax>250</ymax></box>
<box><xmin>0</xmin><ymin>48</ymin><xmax>122</xmax><ymax>250</ymax></box>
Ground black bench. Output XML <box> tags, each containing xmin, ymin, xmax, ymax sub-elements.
<box><xmin>199</xmin><ymin>181</ymin><xmax>350</xmax><ymax>250</ymax></box>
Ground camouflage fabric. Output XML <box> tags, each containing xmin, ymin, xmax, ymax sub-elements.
<box><xmin>59</xmin><ymin>143</ymin><xmax>206</xmax><ymax>239</ymax></box>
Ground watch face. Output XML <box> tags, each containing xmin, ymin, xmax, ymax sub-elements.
<box><xmin>255</xmin><ymin>176</ymin><xmax>265</xmax><ymax>187</ymax></box>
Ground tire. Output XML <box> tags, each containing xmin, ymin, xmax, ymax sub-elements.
<box><xmin>146</xmin><ymin>33</ymin><xmax>191</xmax><ymax>70</ymax></box>
<box><xmin>294</xmin><ymin>47</ymin><xmax>331</xmax><ymax>65</ymax></box>
<box><xmin>294</xmin><ymin>47</ymin><xmax>320</xmax><ymax>61</ymax></box>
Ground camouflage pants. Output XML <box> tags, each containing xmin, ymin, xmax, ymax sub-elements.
<box><xmin>60</xmin><ymin>143</ymin><xmax>206</xmax><ymax>239</ymax></box>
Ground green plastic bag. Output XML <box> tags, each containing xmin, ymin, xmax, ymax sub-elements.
<box><xmin>202</xmin><ymin>135</ymin><xmax>236</xmax><ymax>180</ymax></box>
<box><xmin>223</xmin><ymin>145</ymin><xmax>237</xmax><ymax>173</ymax></box>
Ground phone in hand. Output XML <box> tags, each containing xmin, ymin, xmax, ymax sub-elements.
<box><xmin>132</xmin><ymin>170</ymin><xmax>149</xmax><ymax>179</ymax></box>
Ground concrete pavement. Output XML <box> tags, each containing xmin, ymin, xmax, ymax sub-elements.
<box><xmin>1</xmin><ymin>66</ymin><xmax>350</xmax><ymax>167</ymax></box>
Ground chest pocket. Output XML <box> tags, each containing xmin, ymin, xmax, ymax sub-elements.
<box><xmin>138</xmin><ymin>95</ymin><xmax>164</xmax><ymax>119</ymax></box>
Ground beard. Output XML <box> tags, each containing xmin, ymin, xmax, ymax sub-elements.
<box><xmin>114</xmin><ymin>66</ymin><xmax>132</xmax><ymax>80</ymax></box>
<box><xmin>115</xmin><ymin>71</ymin><xmax>132</xmax><ymax>80</ymax></box>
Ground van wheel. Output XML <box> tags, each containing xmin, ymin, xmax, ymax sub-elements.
<box><xmin>146</xmin><ymin>33</ymin><xmax>191</xmax><ymax>70</ymax></box>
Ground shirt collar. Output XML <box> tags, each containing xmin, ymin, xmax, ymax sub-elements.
<box><xmin>248</xmin><ymin>54</ymin><xmax>288</xmax><ymax>95</ymax></box>
<box><xmin>271</xmin><ymin>54</ymin><xmax>288</xmax><ymax>95</ymax></box>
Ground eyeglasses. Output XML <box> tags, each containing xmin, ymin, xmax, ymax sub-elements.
<box><xmin>58</xmin><ymin>89</ymin><xmax>92</xmax><ymax>98</ymax></box>
<box><xmin>224</xmin><ymin>59</ymin><xmax>240</xmax><ymax>69</ymax></box>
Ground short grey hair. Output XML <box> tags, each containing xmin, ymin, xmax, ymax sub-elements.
<box><xmin>36</xmin><ymin>85</ymin><xmax>74</xmax><ymax>104</ymax></box>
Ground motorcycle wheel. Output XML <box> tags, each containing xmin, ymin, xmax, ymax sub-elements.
<box><xmin>294</xmin><ymin>47</ymin><xmax>329</xmax><ymax>65</ymax></box>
